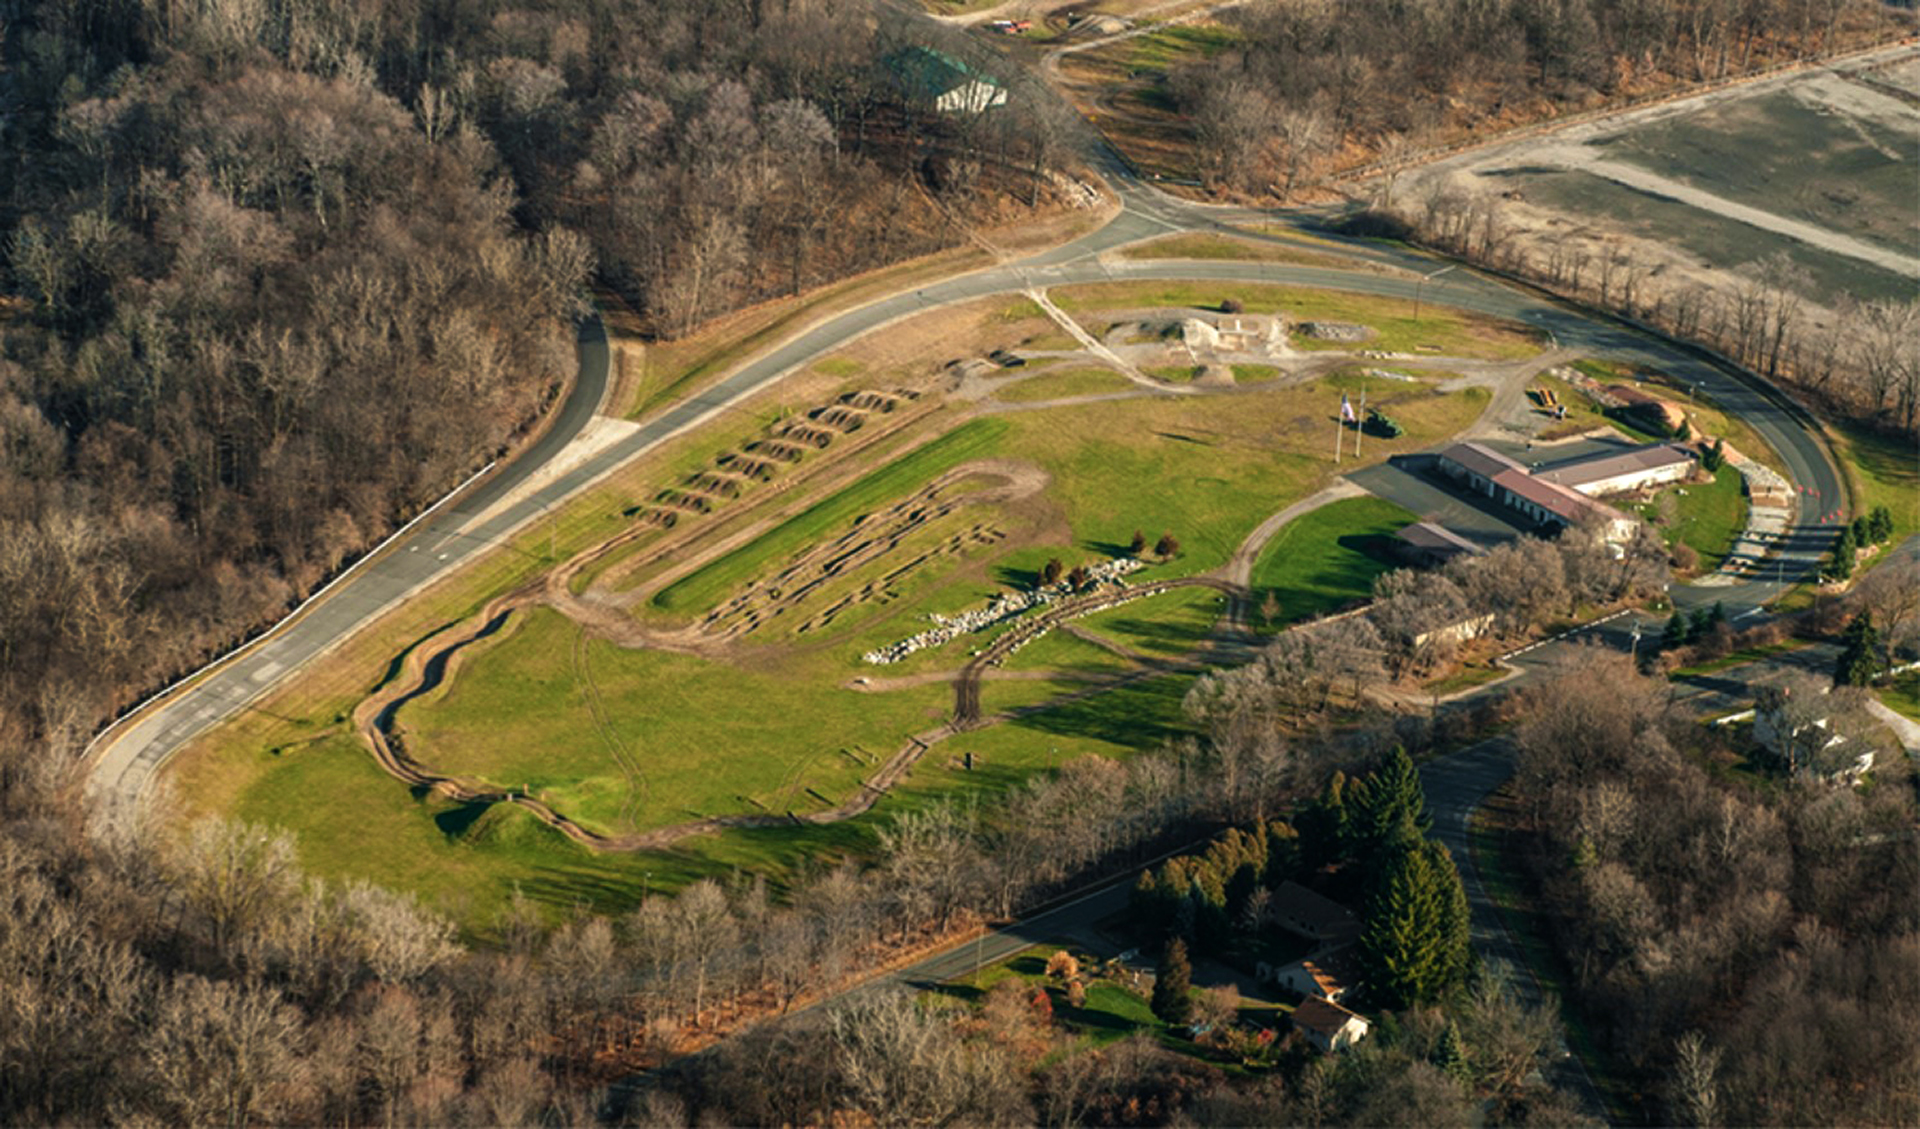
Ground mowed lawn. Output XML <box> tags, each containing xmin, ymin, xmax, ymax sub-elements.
<box><xmin>403</xmin><ymin>607</ymin><xmax>952</xmax><ymax>836</ymax></box>
<box><xmin>994</xmin><ymin>366</ymin><xmax>1139</xmax><ymax>403</ymax></box>
<box><xmin>1834</xmin><ymin>420</ymin><xmax>1919</xmax><ymax>550</ymax></box>
<box><xmin>381</xmin><ymin>374</ymin><xmax>1482</xmax><ymax>852</ymax></box>
<box><xmin>1250</xmin><ymin>496</ymin><xmax>1419</xmax><ymax>629</ymax></box>
<box><xmin>653</xmin><ymin>418</ymin><xmax>1011</xmax><ymax>613</ymax></box>
<box><xmin>651</xmin><ymin>372</ymin><xmax>1486</xmax><ymax>628</ymax></box>
<box><xmin>1633</xmin><ymin>466</ymin><xmax>1747</xmax><ymax>569</ymax></box>
<box><xmin>160</xmin><ymin>292</ymin><xmax>1502</xmax><ymax>932</ymax></box>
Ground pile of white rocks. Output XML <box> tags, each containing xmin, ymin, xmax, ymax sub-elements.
<box><xmin>863</xmin><ymin>556</ymin><xmax>1146</xmax><ymax>665</ymax></box>
<box><xmin>1299</xmin><ymin>321</ymin><xmax>1369</xmax><ymax>342</ymax></box>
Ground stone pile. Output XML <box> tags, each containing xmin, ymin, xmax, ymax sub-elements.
<box><xmin>863</xmin><ymin>557</ymin><xmax>1146</xmax><ymax>664</ymax></box>
<box><xmin>1299</xmin><ymin>321</ymin><xmax>1369</xmax><ymax>342</ymax></box>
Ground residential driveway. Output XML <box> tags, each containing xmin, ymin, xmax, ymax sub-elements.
<box><xmin>1421</xmin><ymin>740</ymin><xmax>1611</xmax><ymax>1122</ymax></box>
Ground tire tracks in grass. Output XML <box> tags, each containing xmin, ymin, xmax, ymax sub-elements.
<box><xmin>571</xmin><ymin>623</ymin><xmax>648</xmax><ymax>833</ymax></box>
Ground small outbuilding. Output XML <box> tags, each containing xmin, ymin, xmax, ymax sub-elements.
<box><xmin>1293</xmin><ymin>995</ymin><xmax>1371</xmax><ymax>1052</ymax></box>
<box><xmin>887</xmin><ymin>46</ymin><xmax>1008</xmax><ymax>114</ymax></box>
<box><xmin>1395</xmin><ymin>521</ymin><xmax>1483</xmax><ymax>567</ymax></box>
<box><xmin>1268</xmin><ymin>881</ymin><xmax>1360</xmax><ymax>943</ymax></box>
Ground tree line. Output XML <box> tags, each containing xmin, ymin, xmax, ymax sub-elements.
<box><xmin>1</xmin><ymin>0</ymin><xmax>1070</xmax><ymax>751</ymax></box>
<box><xmin>1171</xmin><ymin>0</ymin><xmax>1906</xmax><ymax>196</ymax></box>
<box><xmin>1</xmin><ymin>517</ymin><xmax>1673</xmax><ymax>1123</ymax></box>
<box><xmin>1395</xmin><ymin>185</ymin><xmax>1920</xmax><ymax>437</ymax></box>
<box><xmin>1501</xmin><ymin>650</ymin><xmax>1919</xmax><ymax>1125</ymax></box>
<box><xmin>1133</xmin><ymin>748</ymin><xmax>1472</xmax><ymax>1011</ymax></box>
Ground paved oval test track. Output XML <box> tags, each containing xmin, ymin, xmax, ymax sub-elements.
<box><xmin>84</xmin><ymin>218</ymin><xmax>1844</xmax><ymax>816</ymax></box>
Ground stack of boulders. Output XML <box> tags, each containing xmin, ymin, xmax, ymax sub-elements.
<box><xmin>1298</xmin><ymin>321</ymin><xmax>1369</xmax><ymax>342</ymax></box>
<box><xmin>863</xmin><ymin>557</ymin><xmax>1146</xmax><ymax>665</ymax></box>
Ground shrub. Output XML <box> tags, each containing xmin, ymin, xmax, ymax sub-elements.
<box><xmin>1363</xmin><ymin>408</ymin><xmax>1404</xmax><ymax>438</ymax></box>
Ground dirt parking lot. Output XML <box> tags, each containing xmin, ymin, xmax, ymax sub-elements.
<box><xmin>1400</xmin><ymin>46</ymin><xmax>1920</xmax><ymax>316</ymax></box>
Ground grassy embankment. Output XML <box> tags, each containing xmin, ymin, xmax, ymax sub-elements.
<box><xmin>1248</xmin><ymin>496</ymin><xmax>1420</xmax><ymax>633</ymax></box>
<box><xmin>1117</xmin><ymin>232</ymin><xmax>1355</xmax><ymax>268</ymax></box>
<box><xmin>1630</xmin><ymin>465</ymin><xmax>1748</xmax><ymax>570</ymax></box>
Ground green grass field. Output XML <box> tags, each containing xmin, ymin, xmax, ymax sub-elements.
<box><xmin>160</xmin><ymin>283</ymin><xmax>1509</xmax><ymax>932</ymax></box>
<box><xmin>1832</xmin><ymin>420</ymin><xmax>1919</xmax><ymax>552</ymax></box>
<box><xmin>402</xmin><ymin>607</ymin><xmax>953</xmax><ymax>836</ymax></box>
<box><xmin>1118</xmin><ymin>232</ymin><xmax>1349</xmax><ymax>268</ymax></box>
<box><xmin>1881</xmin><ymin>674</ymin><xmax>1920</xmax><ymax>723</ymax></box>
<box><xmin>1075</xmin><ymin>586</ymin><xmax>1227</xmax><ymax>659</ymax></box>
<box><xmin>1124</xmin><ymin>22</ymin><xmax>1240</xmax><ymax>70</ymax></box>
<box><xmin>994</xmin><ymin>367</ymin><xmax>1138</xmax><ymax>403</ymax></box>
<box><xmin>1632</xmin><ymin>466</ymin><xmax>1747</xmax><ymax>569</ymax></box>
<box><xmin>1249</xmin><ymin>496</ymin><xmax>1419</xmax><ymax>629</ymax></box>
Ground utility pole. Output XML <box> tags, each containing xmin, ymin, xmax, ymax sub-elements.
<box><xmin>1413</xmin><ymin>264</ymin><xmax>1457</xmax><ymax>323</ymax></box>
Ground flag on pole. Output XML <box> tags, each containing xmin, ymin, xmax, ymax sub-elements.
<box><xmin>1340</xmin><ymin>394</ymin><xmax>1356</xmax><ymax>422</ymax></box>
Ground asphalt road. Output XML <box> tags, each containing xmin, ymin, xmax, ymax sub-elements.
<box><xmin>1421</xmin><ymin>740</ymin><xmax>1611</xmax><ymax>1120</ymax></box>
<box><xmin>83</xmin><ymin>316</ymin><xmax>610</xmax><ymax>812</ymax></box>
<box><xmin>83</xmin><ymin>185</ymin><xmax>1846</xmax><ymax>816</ymax></box>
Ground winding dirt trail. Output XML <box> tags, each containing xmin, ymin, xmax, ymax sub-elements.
<box><xmin>336</xmin><ymin>321</ymin><xmax>1541</xmax><ymax>851</ymax></box>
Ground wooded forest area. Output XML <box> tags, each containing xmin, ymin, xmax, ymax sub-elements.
<box><xmin>3</xmin><ymin>1</ymin><xmax>1916</xmax><ymax>1124</ymax></box>
<box><xmin>0</xmin><ymin>0</ymin><xmax>1060</xmax><ymax>754</ymax></box>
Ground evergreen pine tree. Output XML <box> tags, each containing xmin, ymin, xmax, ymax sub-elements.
<box><xmin>1851</xmin><ymin>515</ymin><xmax>1871</xmax><ymax>547</ymax></box>
<box><xmin>1689</xmin><ymin>605</ymin><xmax>1712</xmax><ymax>641</ymax></box>
<box><xmin>1707</xmin><ymin>601</ymin><xmax>1727</xmax><ymax>630</ymax></box>
<box><xmin>1429</xmin><ymin>840</ymin><xmax>1473</xmax><ymax>990</ymax></box>
<box><xmin>1835</xmin><ymin>611</ymin><xmax>1883</xmax><ymax>687</ymax></box>
<box><xmin>1828</xmin><ymin>525</ymin><xmax>1856</xmax><ymax>581</ymax></box>
<box><xmin>1663</xmin><ymin>611</ymin><xmax>1689</xmax><ymax>650</ymax></box>
<box><xmin>1264</xmin><ymin>820</ymin><xmax>1302</xmax><ymax>884</ymax></box>
<box><xmin>1357</xmin><ymin>839</ymin><xmax>1472</xmax><ymax>1009</ymax></box>
<box><xmin>1868</xmin><ymin>505</ymin><xmax>1894</xmax><ymax>544</ymax></box>
<box><xmin>1151</xmin><ymin>938</ymin><xmax>1194</xmax><ymax>1026</ymax></box>
<box><xmin>1351</xmin><ymin>748</ymin><xmax>1432</xmax><ymax>855</ymax></box>
<box><xmin>1434</xmin><ymin>1021</ymin><xmax>1472</xmax><ymax>1084</ymax></box>
<box><xmin>1301</xmin><ymin>772</ymin><xmax>1351</xmax><ymax>867</ymax></box>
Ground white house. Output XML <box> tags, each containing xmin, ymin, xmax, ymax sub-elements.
<box><xmin>1270</xmin><ymin>945</ymin><xmax>1359</xmax><ymax>1003</ymax></box>
<box><xmin>1753</xmin><ymin>684</ymin><xmax>1876</xmax><ymax>782</ymax></box>
<box><xmin>1292</xmin><ymin>995</ymin><xmax>1370</xmax><ymax>1052</ymax></box>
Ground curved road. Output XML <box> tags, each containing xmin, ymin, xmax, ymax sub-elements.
<box><xmin>83</xmin><ymin>184</ymin><xmax>1845</xmax><ymax>817</ymax></box>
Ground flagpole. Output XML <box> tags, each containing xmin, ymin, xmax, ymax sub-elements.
<box><xmin>1356</xmin><ymin>385</ymin><xmax>1367</xmax><ymax>459</ymax></box>
<box><xmin>1334</xmin><ymin>395</ymin><xmax>1344</xmax><ymax>463</ymax></box>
